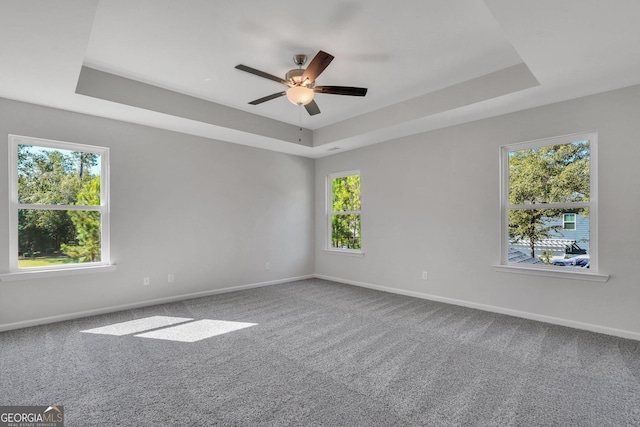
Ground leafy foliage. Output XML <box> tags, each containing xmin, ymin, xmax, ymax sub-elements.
<box><xmin>508</xmin><ymin>141</ymin><xmax>590</xmax><ymax>258</ymax></box>
<box><xmin>331</xmin><ymin>175</ymin><xmax>361</xmax><ymax>249</ymax></box>
<box><xmin>61</xmin><ymin>177</ymin><xmax>101</xmax><ymax>262</ymax></box>
<box><xmin>17</xmin><ymin>145</ymin><xmax>101</xmax><ymax>263</ymax></box>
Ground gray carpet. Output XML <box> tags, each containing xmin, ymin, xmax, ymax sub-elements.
<box><xmin>1</xmin><ymin>279</ymin><xmax>639</xmax><ymax>426</ymax></box>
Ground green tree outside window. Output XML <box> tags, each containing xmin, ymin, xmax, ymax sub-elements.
<box><xmin>331</xmin><ymin>174</ymin><xmax>361</xmax><ymax>250</ymax></box>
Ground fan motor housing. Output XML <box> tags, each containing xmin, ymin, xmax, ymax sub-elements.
<box><xmin>285</xmin><ymin>68</ymin><xmax>314</xmax><ymax>87</ymax></box>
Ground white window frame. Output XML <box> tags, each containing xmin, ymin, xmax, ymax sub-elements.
<box><xmin>495</xmin><ymin>132</ymin><xmax>608</xmax><ymax>282</ymax></box>
<box><xmin>324</xmin><ymin>170</ymin><xmax>363</xmax><ymax>257</ymax></box>
<box><xmin>2</xmin><ymin>135</ymin><xmax>113</xmax><ymax>280</ymax></box>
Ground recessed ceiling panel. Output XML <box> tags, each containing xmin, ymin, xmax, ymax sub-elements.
<box><xmin>84</xmin><ymin>0</ymin><xmax>523</xmax><ymax>129</ymax></box>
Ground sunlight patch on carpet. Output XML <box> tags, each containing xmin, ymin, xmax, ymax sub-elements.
<box><xmin>80</xmin><ymin>316</ymin><xmax>257</xmax><ymax>342</ymax></box>
<box><xmin>81</xmin><ymin>315</ymin><xmax>193</xmax><ymax>336</ymax></box>
<box><xmin>135</xmin><ymin>319</ymin><xmax>257</xmax><ymax>342</ymax></box>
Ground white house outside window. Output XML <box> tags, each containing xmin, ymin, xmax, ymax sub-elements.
<box><xmin>8</xmin><ymin>135</ymin><xmax>110</xmax><ymax>273</ymax></box>
<box><xmin>498</xmin><ymin>132</ymin><xmax>606</xmax><ymax>281</ymax></box>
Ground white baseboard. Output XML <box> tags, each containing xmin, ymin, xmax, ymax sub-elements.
<box><xmin>0</xmin><ymin>275</ymin><xmax>314</xmax><ymax>333</ymax></box>
<box><xmin>4</xmin><ymin>273</ymin><xmax>639</xmax><ymax>342</ymax></box>
<box><xmin>314</xmin><ymin>274</ymin><xmax>640</xmax><ymax>342</ymax></box>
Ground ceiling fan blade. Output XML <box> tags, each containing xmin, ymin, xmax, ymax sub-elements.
<box><xmin>314</xmin><ymin>86</ymin><xmax>368</xmax><ymax>96</ymax></box>
<box><xmin>304</xmin><ymin>99</ymin><xmax>321</xmax><ymax>116</ymax></box>
<box><xmin>235</xmin><ymin>64</ymin><xmax>289</xmax><ymax>86</ymax></box>
<box><xmin>301</xmin><ymin>51</ymin><xmax>334</xmax><ymax>83</ymax></box>
<box><xmin>248</xmin><ymin>91</ymin><xmax>286</xmax><ymax>105</ymax></box>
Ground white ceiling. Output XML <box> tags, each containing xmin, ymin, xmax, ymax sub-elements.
<box><xmin>2</xmin><ymin>0</ymin><xmax>640</xmax><ymax>158</ymax></box>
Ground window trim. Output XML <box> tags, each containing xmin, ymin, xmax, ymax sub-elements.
<box><xmin>6</xmin><ymin>134</ymin><xmax>111</xmax><ymax>275</ymax></box>
<box><xmin>0</xmin><ymin>264</ymin><xmax>117</xmax><ymax>282</ymax></box>
<box><xmin>496</xmin><ymin>131</ymin><xmax>608</xmax><ymax>281</ymax></box>
<box><xmin>325</xmin><ymin>169</ymin><xmax>363</xmax><ymax>255</ymax></box>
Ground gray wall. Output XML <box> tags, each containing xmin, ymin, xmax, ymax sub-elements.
<box><xmin>315</xmin><ymin>84</ymin><xmax>640</xmax><ymax>337</ymax></box>
<box><xmin>2</xmin><ymin>83</ymin><xmax>640</xmax><ymax>338</ymax></box>
<box><xmin>0</xmin><ymin>98</ymin><xmax>315</xmax><ymax>327</ymax></box>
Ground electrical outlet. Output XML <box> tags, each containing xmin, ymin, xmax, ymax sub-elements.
<box><xmin>143</xmin><ymin>277</ymin><xmax>150</xmax><ymax>286</ymax></box>
<box><xmin>265</xmin><ymin>262</ymin><xmax>270</xmax><ymax>271</ymax></box>
<box><xmin>168</xmin><ymin>274</ymin><xmax>174</xmax><ymax>283</ymax></box>
<box><xmin>422</xmin><ymin>271</ymin><xmax>428</xmax><ymax>280</ymax></box>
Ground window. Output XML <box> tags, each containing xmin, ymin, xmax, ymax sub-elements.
<box><xmin>8</xmin><ymin>135</ymin><xmax>110</xmax><ymax>272</ymax></box>
<box><xmin>499</xmin><ymin>132</ymin><xmax>602</xmax><ymax>277</ymax></box>
<box><xmin>326</xmin><ymin>171</ymin><xmax>361</xmax><ymax>253</ymax></box>
<box><xmin>563</xmin><ymin>213</ymin><xmax>576</xmax><ymax>230</ymax></box>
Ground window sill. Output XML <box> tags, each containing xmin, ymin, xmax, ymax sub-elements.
<box><xmin>322</xmin><ymin>249</ymin><xmax>365</xmax><ymax>258</ymax></box>
<box><xmin>0</xmin><ymin>264</ymin><xmax>117</xmax><ymax>282</ymax></box>
<box><xmin>493</xmin><ymin>264</ymin><xmax>609</xmax><ymax>282</ymax></box>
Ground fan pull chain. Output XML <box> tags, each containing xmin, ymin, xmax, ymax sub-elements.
<box><xmin>298</xmin><ymin>105</ymin><xmax>303</xmax><ymax>143</ymax></box>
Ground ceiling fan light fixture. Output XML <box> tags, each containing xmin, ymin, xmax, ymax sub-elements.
<box><xmin>236</xmin><ymin>50</ymin><xmax>367</xmax><ymax>115</ymax></box>
<box><xmin>286</xmin><ymin>86</ymin><xmax>314</xmax><ymax>105</ymax></box>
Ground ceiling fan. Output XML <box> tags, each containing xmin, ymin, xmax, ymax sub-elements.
<box><xmin>235</xmin><ymin>50</ymin><xmax>367</xmax><ymax>116</ymax></box>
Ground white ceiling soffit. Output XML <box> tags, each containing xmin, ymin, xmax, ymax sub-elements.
<box><xmin>2</xmin><ymin>1</ymin><xmax>640</xmax><ymax>158</ymax></box>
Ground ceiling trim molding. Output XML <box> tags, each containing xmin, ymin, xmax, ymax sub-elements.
<box><xmin>76</xmin><ymin>66</ymin><xmax>314</xmax><ymax>149</ymax></box>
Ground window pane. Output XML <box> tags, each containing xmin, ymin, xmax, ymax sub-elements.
<box><xmin>508</xmin><ymin>140</ymin><xmax>590</xmax><ymax>205</ymax></box>
<box><xmin>17</xmin><ymin>144</ymin><xmax>101</xmax><ymax>205</ymax></box>
<box><xmin>18</xmin><ymin>209</ymin><xmax>101</xmax><ymax>268</ymax></box>
<box><xmin>331</xmin><ymin>214</ymin><xmax>361</xmax><ymax>249</ymax></box>
<box><xmin>332</xmin><ymin>175</ymin><xmax>361</xmax><ymax>212</ymax></box>
<box><xmin>508</xmin><ymin>209</ymin><xmax>589</xmax><ymax>267</ymax></box>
